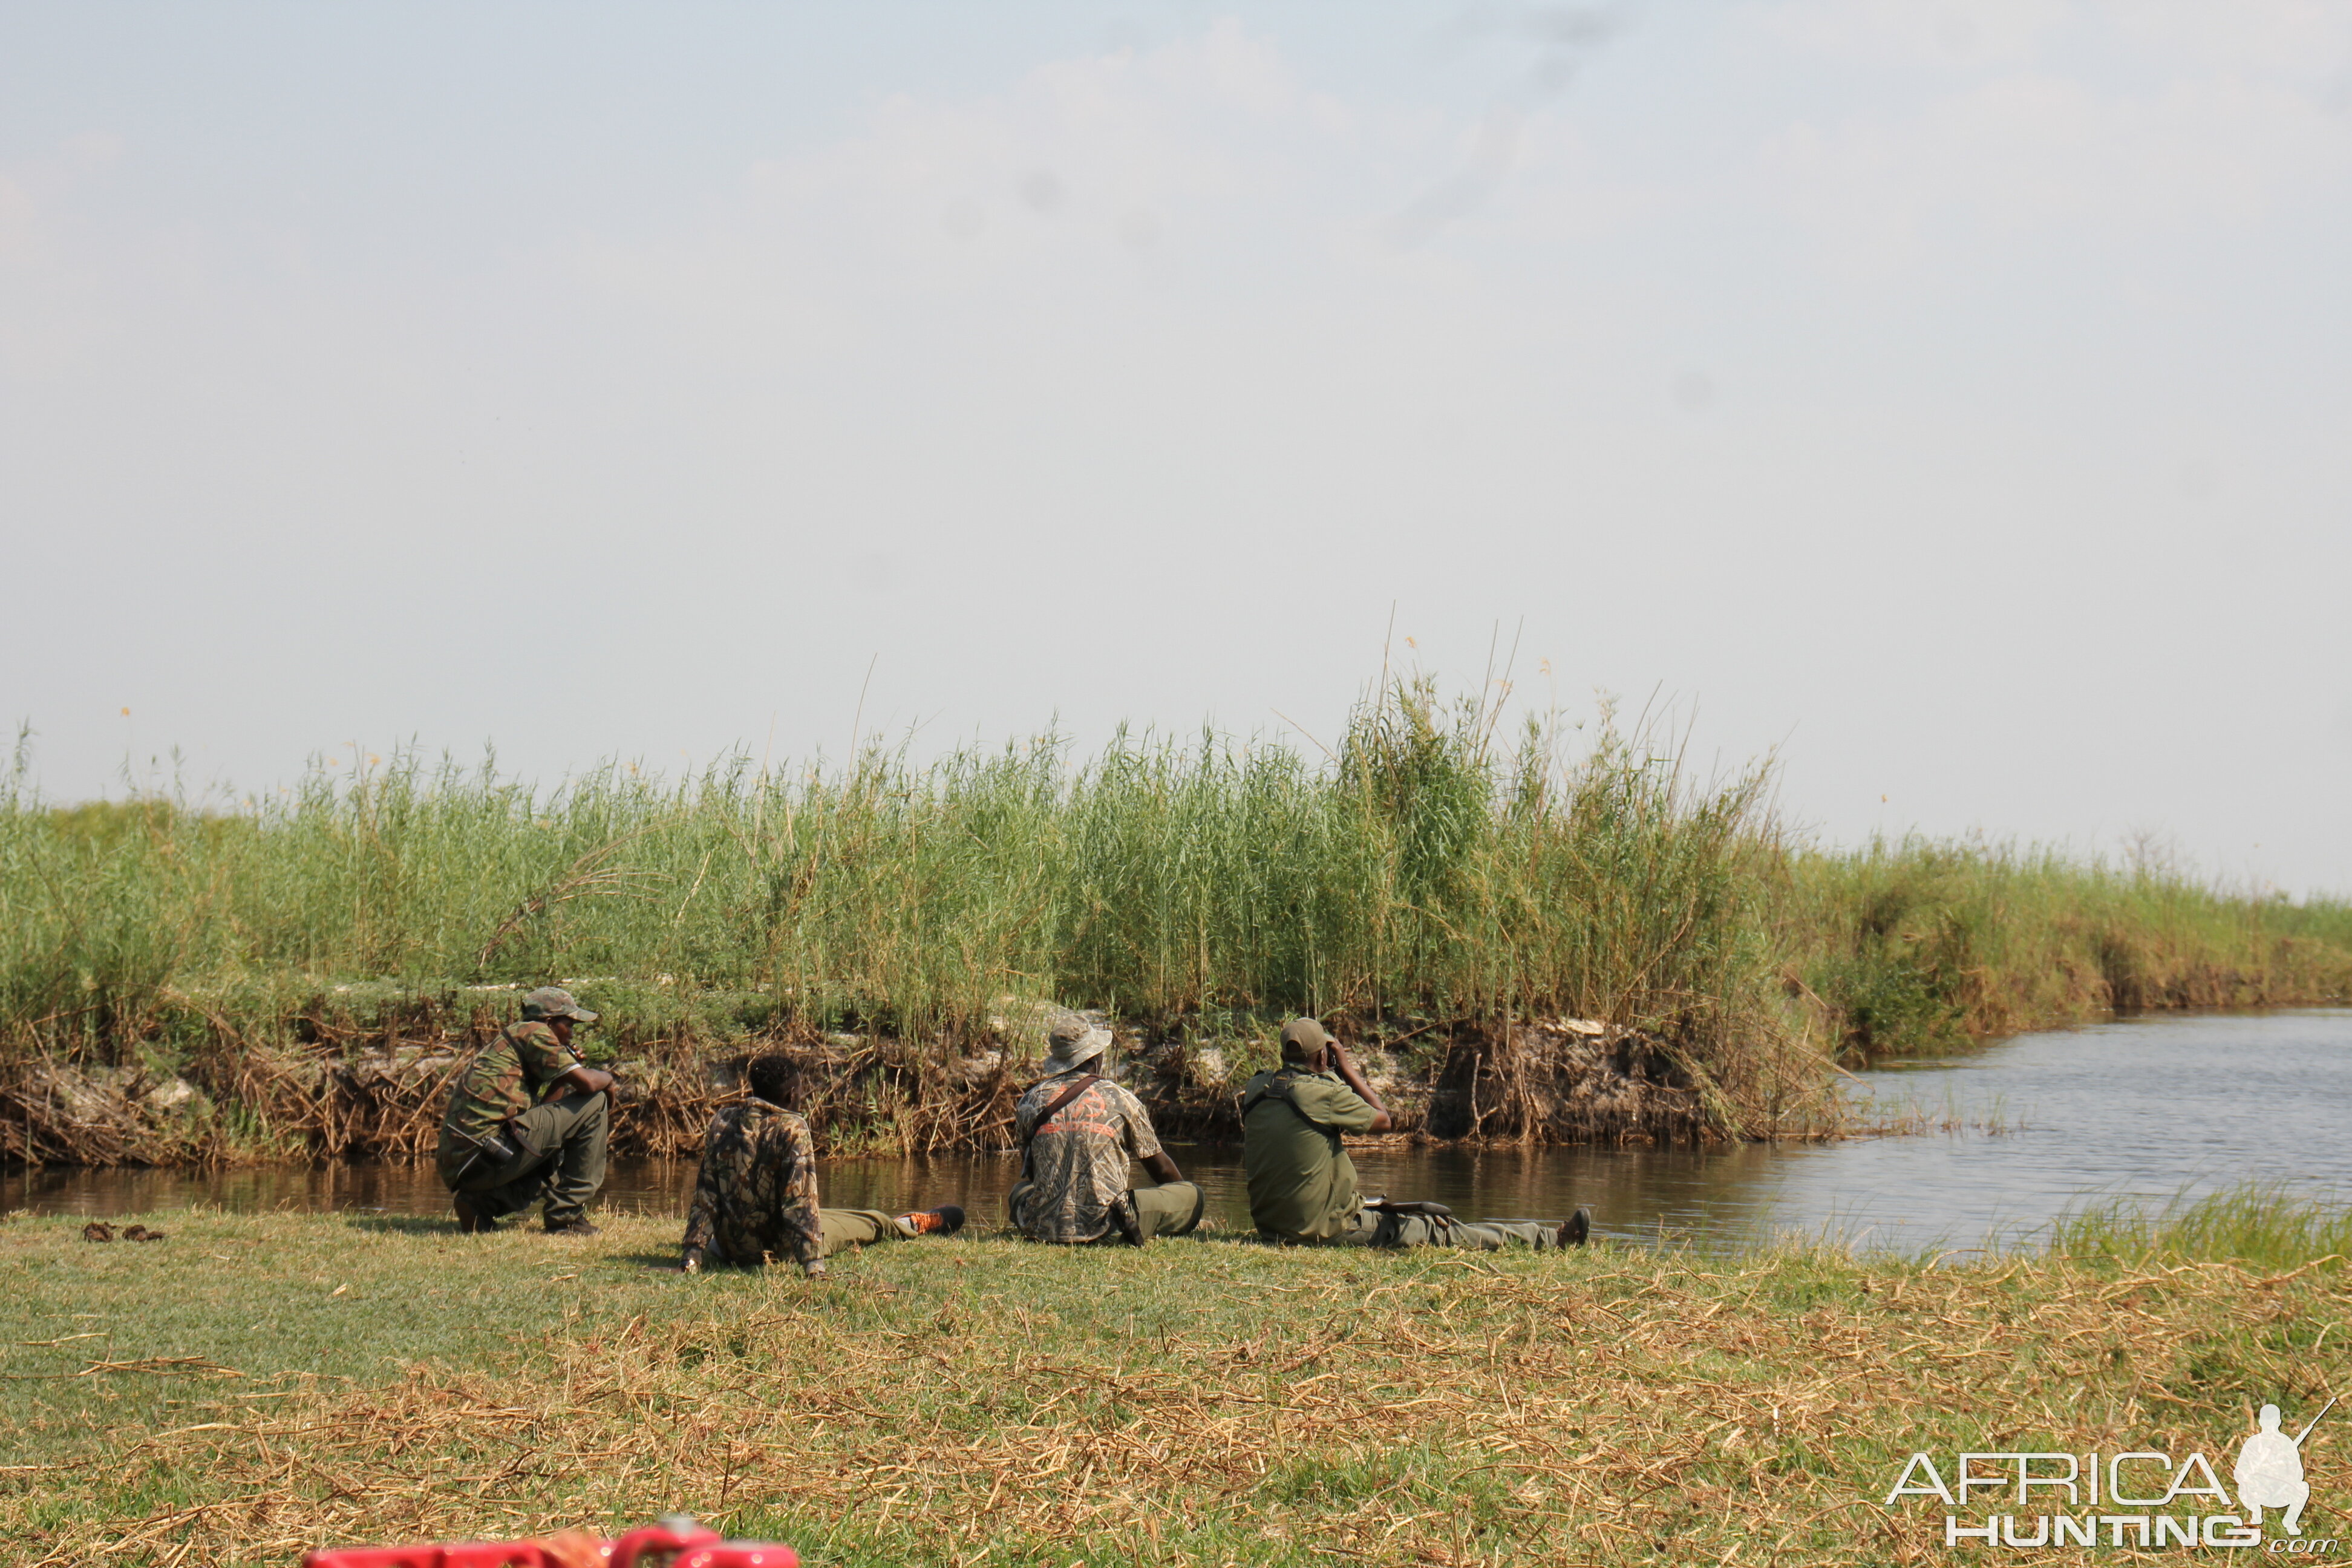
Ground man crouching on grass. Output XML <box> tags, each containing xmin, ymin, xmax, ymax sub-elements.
<box><xmin>1242</xmin><ymin>1018</ymin><xmax>1591</xmax><ymax>1251</ymax></box>
<box><xmin>681</xmin><ymin>1052</ymin><xmax>967</xmax><ymax>1276</ymax></box>
<box><xmin>437</xmin><ymin>986</ymin><xmax>615</xmax><ymax>1236</ymax></box>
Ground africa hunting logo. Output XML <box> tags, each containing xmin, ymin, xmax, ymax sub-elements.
<box><xmin>1884</xmin><ymin>1399</ymin><xmax>2333</xmax><ymax>1551</ymax></box>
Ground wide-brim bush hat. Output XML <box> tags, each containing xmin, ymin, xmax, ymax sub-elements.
<box><xmin>1041</xmin><ymin>1012</ymin><xmax>1111</xmax><ymax>1076</ymax></box>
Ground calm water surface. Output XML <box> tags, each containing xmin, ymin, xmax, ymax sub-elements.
<box><xmin>9</xmin><ymin>1010</ymin><xmax>2345</xmax><ymax>1255</ymax></box>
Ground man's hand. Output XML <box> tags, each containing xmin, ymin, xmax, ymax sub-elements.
<box><xmin>1327</xmin><ymin>1037</ymin><xmax>1395</xmax><ymax>1132</ymax></box>
<box><xmin>560</xmin><ymin>1063</ymin><xmax>616</xmax><ymax>1097</ymax></box>
<box><xmin>1142</xmin><ymin>1150</ymin><xmax>1184</xmax><ymax>1185</ymax></box>
<box><xmin>681</xmin><ymin>1246</ymin><xmax>707</xmax><ymax>1275</ymax></box>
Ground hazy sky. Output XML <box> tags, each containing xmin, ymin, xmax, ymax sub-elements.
<box><xmin>5</xmin><ymin>2</ymin><xmax>2349</xmax><ymax>890</ymax></box>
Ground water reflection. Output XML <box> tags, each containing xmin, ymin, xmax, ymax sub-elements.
<box><xmin>7</xmin><ymin>1010</ymin><xmax>2348</xmax><ymax>1255</ymax></box>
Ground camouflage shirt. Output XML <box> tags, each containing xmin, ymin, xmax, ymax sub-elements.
<box><xmin>1010</xmin><ymin>1071</ymin><xmax>1164</xmax><ymax>1244</ymax></box>
<box><xmin>436</xmin><ymin>1020</ymin><xmax>582</xmax><ymax>1176</ymax></box>
<box><xmin>681</xmin><ymin>1097</ymin><xmax>823</xmax><ymax>1270</ymax></box>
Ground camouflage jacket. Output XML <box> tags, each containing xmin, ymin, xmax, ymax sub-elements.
<box><xmin>437</xmin><ymin>1021</ymin><xmax>582</xmax><ymax>1166</ymax></box>
<box><xmin>681</xmin><ymin>1097</ymin><xmax>823</xmax><ymax>1269</ymax></box>
<box><xmin>1010</xmin><ymin>1072</ymin><xmax>1164</xmax><ymax>1244</ymax></box>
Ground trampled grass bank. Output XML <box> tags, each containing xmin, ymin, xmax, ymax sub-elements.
<box><xmin>4</xmin><ymin>681</ymin><xmax>2348</xmax><ymax>1165</ymax></box>
<box><xmin>4</xmin><ymin>1195</ymin><xmax>2348</xmax><ymax>1566</ymax></box>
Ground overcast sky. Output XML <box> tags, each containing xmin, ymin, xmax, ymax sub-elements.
<box><xmin>4</xmin><ymin>2</ymin><xmax>2349</xmax><ymax>890</ymax></box>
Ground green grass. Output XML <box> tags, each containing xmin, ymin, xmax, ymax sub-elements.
<box><xmin>1787</xmin><ymin>838</ymin><xmax>2352</xmax><ymax>1060</ymax></box>
<box><xmin>4</xmin><ymin>677</ymin><xmax>2350</xmax><ymax>1155</ymax></box>
<box><xmin>2048</xmin><ymin>1183</ymin><xmax>2352</xmax><ymax>1272</ymax></box>
<box><xmin>7</xmin><ymin>1204</ymin><xmax>2352</xmax><ymax>1564</ymax></box>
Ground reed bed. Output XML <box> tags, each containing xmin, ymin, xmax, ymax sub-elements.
<box><xmin>1784</xmin><ymin>838</ymin><xmax>2352</xmax><ymax>1060</ymax></box>
<box><xmin>3</xmin><ymin>679</ymin><xmax>2349</xmax><ymax>1166</ymax></box>
<box><xmin>5</xmin><ymin>1207</ymin><xmax>2348</xmax><ymax>1565</ymax></box>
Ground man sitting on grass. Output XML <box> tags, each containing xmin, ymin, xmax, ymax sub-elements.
<box><xmin>1006</xmin><ymin>1013</ymin><xmax>1204</xmax><ymax>1246</ymax></box>
<box><xmin>1242</xmin><ymin>1018</ymin><xmax>1590</xmax><ymax>1250</ymax></box>
<box><xmin>436</xmin><ymin>986</ymin><xmax>615</xmax><ymax>1236</ymax></box>
<box><xmin>681</xmin><ymin>1052</ymin><xmax>966</xmax><ymax>1277</ymax></box>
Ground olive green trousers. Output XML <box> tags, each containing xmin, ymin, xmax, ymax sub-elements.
<box><xmin>817</xmin><ymin>1209</ymin><xmax>923</xmax><ymax>1253</ymax></box>
<box><xmin>1004</xmin><ymin>1180</ymin><xmax>1206</xmax><ymax>1244</ymax></box>
<box><xmin>442</xmin><ymin>1091</ymin><xmax>609</xmax><ymax>1228</ymax></box>
<box><xmin>1328</xmin><ymin>1206</ymin><xmax>1563</xmax><ymax>1250</ymax></box>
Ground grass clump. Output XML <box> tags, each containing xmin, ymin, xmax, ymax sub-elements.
<box><xmin>5</xmin><ymin>1205</ymin><xmax>2350</xmax><ymax>1564</ymax></box>
<box><xmin>2049</xmin><ymin>1183</ymin><xmax>2352</xmax><ymax>1272</ymax></box>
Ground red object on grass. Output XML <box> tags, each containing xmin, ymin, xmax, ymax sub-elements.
<box><xmin>300</xmin><ymin>1519</ymin><xmax>796</xmax><ymax>1568</ymax></box>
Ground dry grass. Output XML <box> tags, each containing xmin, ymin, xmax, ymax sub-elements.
<box><xmin>5</xmin><ymin>1208</ymin><xmax>2348</xmax><ymax>1564</ymax></box>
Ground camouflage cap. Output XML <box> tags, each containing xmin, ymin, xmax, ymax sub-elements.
<box><xmin>1041</xmin><ymin>1012</ymin><xmax>1112</xmax><ymax>1076</ymax></box>
<box><xmin>1278</xmin><ymin>1017</ymin><xmax>1333</xmax><ymax>1060</ymax></box>
<box><xmin>520</xmin><ymin>985</ymin><xmax>599</xmax><ymax>1024</ymax></box>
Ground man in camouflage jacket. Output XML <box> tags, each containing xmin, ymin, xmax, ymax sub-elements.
<box><xmin>681</xmin><ymin>1053</ymin><xmax>965</xmax><ymax>1276</ymax></box>
<box><xmin>1007</xmin><ymin>1013</ymin><xmax>1204</xmax><ymax>1246</ymax></box>
<box><xmin>436</xmin><ymin>985</ymin><xmax>615</xmax><ymax>1235</ymax></box>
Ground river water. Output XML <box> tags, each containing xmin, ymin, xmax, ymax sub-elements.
<box><xmin>8</xmin><ymin>1010</ymin><xmax>2347</xmax><ymax>1255</ymax></box>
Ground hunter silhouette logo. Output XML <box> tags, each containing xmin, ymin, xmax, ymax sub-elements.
<box><xmin>2239</xmin><ymin>1399</ymin><xmax>2333</xmax><ymax>1537</ymax></box>
<box><xmin>1883</xmin><ymin>1396</ymin><xmax>2335</xmax><ymax>1550</ymax></box>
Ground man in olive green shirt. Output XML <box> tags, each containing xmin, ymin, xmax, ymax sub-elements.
<box><xmin>1241</xmin><ymin>1018</ymin><xmax>1590</xmax><ymax>1250</ymax></box>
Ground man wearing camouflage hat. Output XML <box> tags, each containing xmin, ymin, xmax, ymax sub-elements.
<box><xmin>1006</xmin><ymin>1013</ymin><xmax>1204</xmax><ymax>1246</ymax></box>
<box><xmin>436</xmin><ymin>985</ymin><xmax>615</xmax><ymax>1235</ymax></box>
<box><xmin>1242</xmin><ymin>1018</ymin><xmax>1590</xmax><ymax>1250</ymax></box>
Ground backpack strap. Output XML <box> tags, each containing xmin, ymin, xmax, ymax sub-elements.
<box><xmin>1019</xmin><ymin>1073</ymin><xmax>1103</xmax><ymax>1184</ymax></box>
<box><xmin>1023</xmin><ymin>1073</ymin><xmax>1102</xmax><ymax>1144</ymax></box>
<box><xmin>1241</xmin><ymin>1070</ymin><xmax>1319</xmax><ymax>1125</ymax></box>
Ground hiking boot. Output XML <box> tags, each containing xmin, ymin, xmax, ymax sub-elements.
<box><xmin>1557</xmin><ymin>1207</ymin><xmax>1591</xmax><ymax>1248</ymax></box>
<box><xmin>543</xmin><ymin>1217</ymin><xmax>600</xmax><ymax>1237</ymax></box>
<box><xmin>452</xmin><ymin>1195</ymin><xmax>499</xmax><ymax>1235</ymax></box>
<box><xmin>895</xmin><ymin>1204</ymin><xmax>966</xmax><ymax>1236</ymax></box>
<box><xmin>1108</xmin><ymin>1192</ymin><xmax>1145</xmax><ymax>1247</ymax></box>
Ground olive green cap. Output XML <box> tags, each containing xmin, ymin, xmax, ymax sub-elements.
<box><xmin>1279</xmin><ymin>1017</ymin><xmax>1332</xmax><ymax>1060</ymax></box>
<box><xmin>521</xmin><ymin>985</ymin><xmax>599</xmax><ymax>1024</ymax></box>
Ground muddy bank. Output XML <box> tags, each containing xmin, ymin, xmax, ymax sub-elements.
<box><xmin>0</xmin><ymin>998</ymin><xmax>1779</xmax><ymax>1169</ymax></box>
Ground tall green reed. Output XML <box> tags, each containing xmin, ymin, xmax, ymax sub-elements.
<box><xmin>4</xmin><ymin>683</ymin><xmax>2347</xmax><ymax>1085</ymax></box>
<box><xmin>1785</xmin><ymin>837</ymin><xmax>2352</xmax><ymax>1059</ymax></box>
<box><xmin>0</xmin><ymin>682</ymin><xmax>1780</xmax><ymax>1056</ymax></box>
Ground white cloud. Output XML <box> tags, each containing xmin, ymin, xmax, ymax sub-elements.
<box><xmin>2095</xmin><ymin>0</ymin><xmax>2352</xmax><ymax>81</ymax></box>
<box><xmin>1753</xmin><ymin>0</ymin><xmax>2069</xmax><ymax>69</ymax></box>
<box><xmin>1754</xmin><ymin>22</ymin><xmax>2352</xmax><ymax>278</ymax></box>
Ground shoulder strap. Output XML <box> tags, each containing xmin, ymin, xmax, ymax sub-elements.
<box><xmin>1241</xmin><ymin>1070</ymin><xmax>1319</xmax><ymax>1126</ymax></box>
<box><xmin>1023</xmin><ymin>1074</ymin><xmax>1102</xmax><ymax>1145</ymax></box>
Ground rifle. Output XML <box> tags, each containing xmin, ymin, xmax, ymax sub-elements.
<box><xmin>2296</xmin><ymin>1396</ymin><xmax>2339</xmax><ymax>1446</ymax></box>
<box><xmin>446</xmin><ymin>1123</ymin><xmax>523</xmax><ymax>1186</ymax></box>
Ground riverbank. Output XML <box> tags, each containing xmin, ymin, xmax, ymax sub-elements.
<box><xmin>8</xmin><ymin>681</ymin><xmax>2349</xmax><ymax>1168</ymax></box>
<box><xmin>5</xmin><ymin>1197</ymin><xmax>2346</xmax><ymax>1566</ymax></box>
